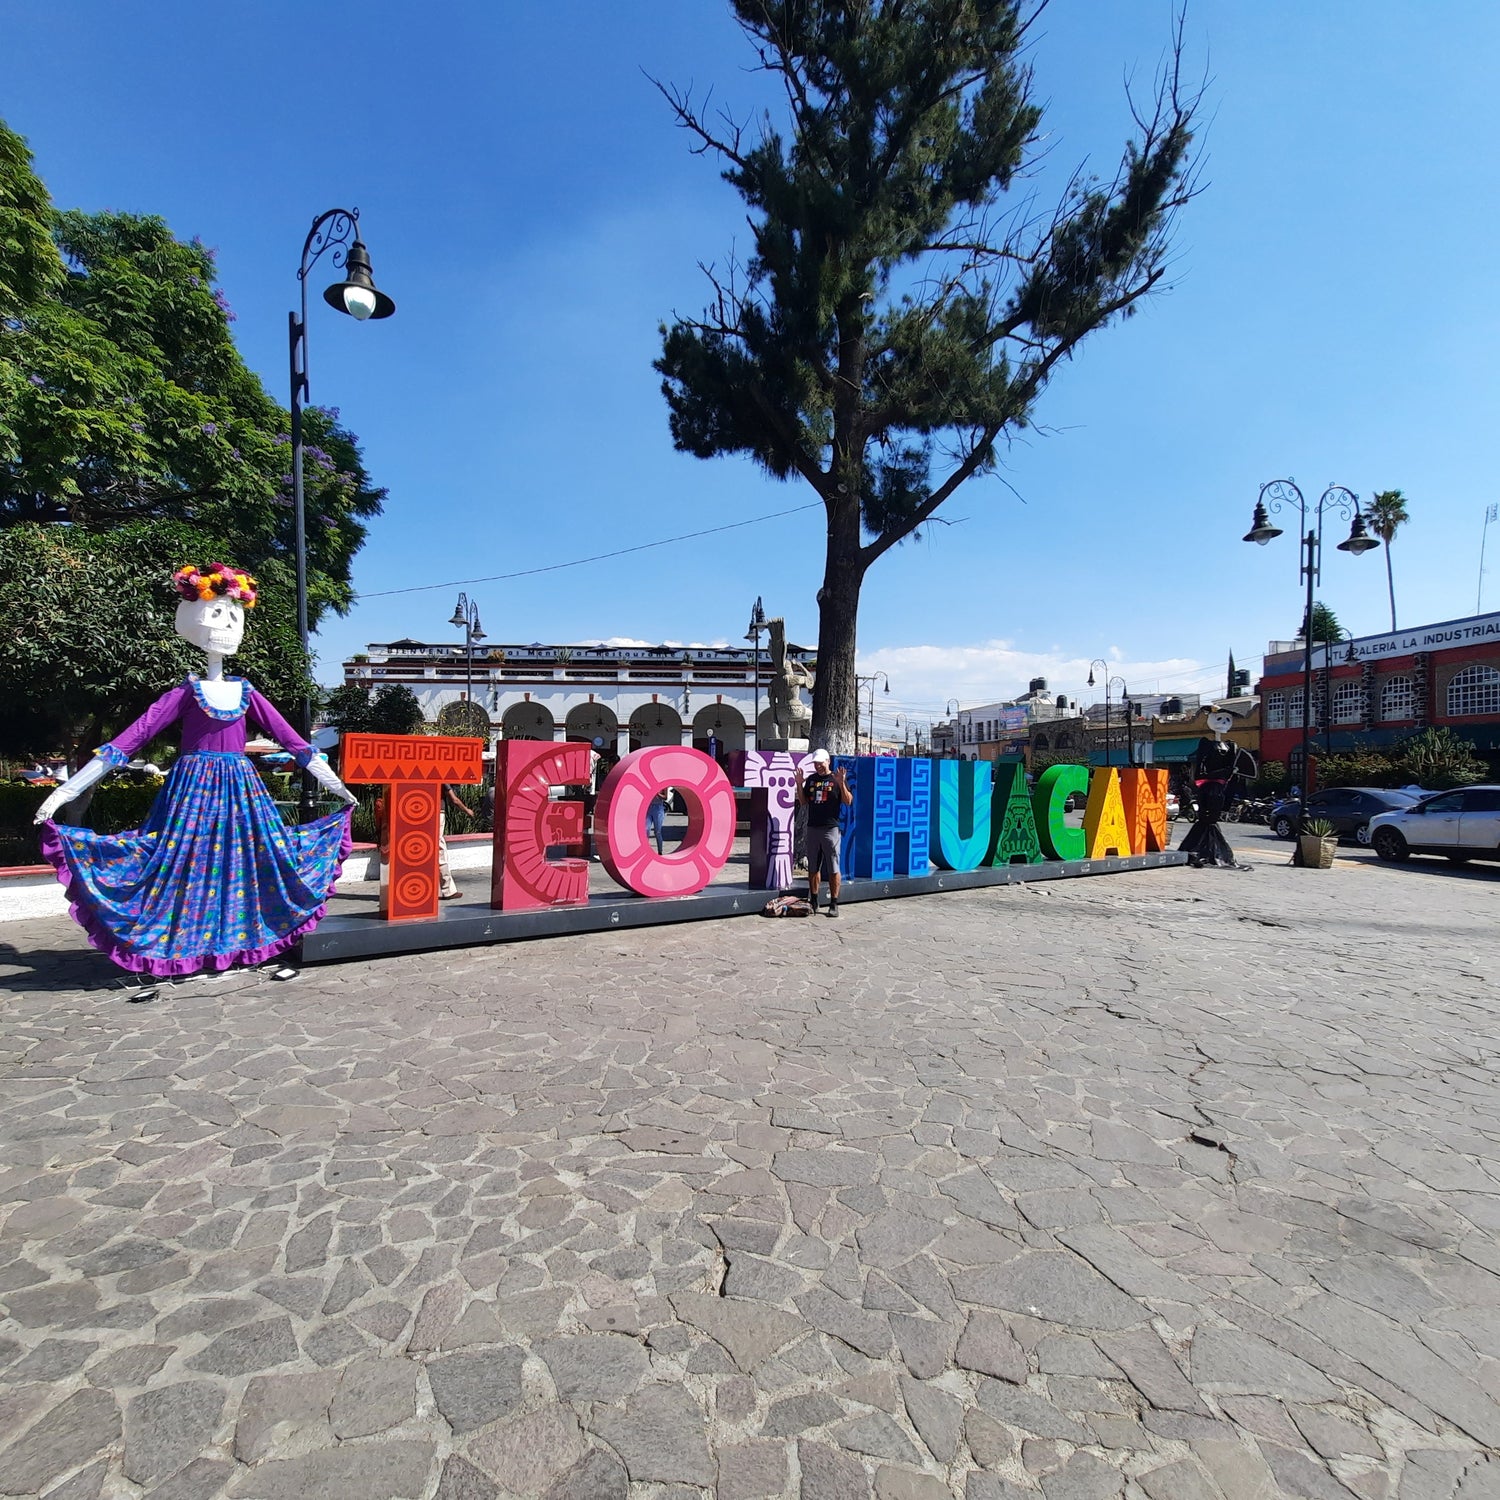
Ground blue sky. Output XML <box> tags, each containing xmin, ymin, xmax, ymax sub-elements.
<box><xmin>6</xmin><ymin>1</ymin><xmax>1498</xmax><ymax>738</ymax></box>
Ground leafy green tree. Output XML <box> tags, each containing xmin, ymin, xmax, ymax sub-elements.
<box><xmin>1368</xmin><ymin>489</ymin><xmax>1409</xmax><ymax>632</ymax></box>
<box><xmin>0</xmin><ymin>520</ymin><xmax>309</xmax><ymax>767</ymax></box>
<box><xmin>0</xmin><ymin>120</ymin><xmax>64</xmax><ymax>316</ymax></box>
<box><xmin>1394</xmin><ymin>727</ymin><xmax>1486</xmax><ymax>790</ymax></box>
<box><xmin>0</xmin><ymin>117</ymin><xmax>384</xmax><ymax>627</ymax></box>
<box><xmin>369</xmin><ymin>684</ymin><xmax>425</xmax><ymax>736</ymax></box>
<box><xmin>655</xmin><ymin>2</ymin><xmax>1199</xmax><ymax>749</ymax></box>
<box><xmin>323</xmin><ymin>683</ymin><xmax>375</xmax><ymax>739</ymax></box>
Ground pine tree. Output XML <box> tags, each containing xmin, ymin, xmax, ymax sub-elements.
<box><xmin>656</xmin><ymin>2</ymin><xmax>1200</xmax><ymax>749</ymax></box>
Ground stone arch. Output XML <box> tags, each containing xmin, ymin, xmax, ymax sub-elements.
<box><xmin>565</xmin><ymin>701</ymin><xmax>619</xmax><ymax>746</ymax></box>
<box><xmin>501</xmin><ymin>701</ymin><xmax>554</xmax><ymax>741</ymax></box>
<box><xmin>693</xmin><ymin>702</ymin><xmax>746</xmax><ymax>759</ymax></box>
<box><xmin>628</xmin><ymin>701</ymin><xmax>683</xmax><ymax>751</ymax></box>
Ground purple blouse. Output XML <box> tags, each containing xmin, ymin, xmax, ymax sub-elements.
<box><xmin>98</xmin><ymin>678</ymin><xmax>316</xmax><ymax>768</ymax></box>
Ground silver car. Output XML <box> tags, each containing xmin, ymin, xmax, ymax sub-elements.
<box><xmin>1368</xmin><ymin>785</ymin><xmax>1500</xmax><ymax>864</ymax></box>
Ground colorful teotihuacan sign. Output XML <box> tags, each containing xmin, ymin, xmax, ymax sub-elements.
<box><xmin>326</xmin><ymin>736</ymin><xmax>1180</xmax><ymax>959</ymax></box>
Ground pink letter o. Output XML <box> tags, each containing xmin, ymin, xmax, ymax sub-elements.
<box><xmin>598</xmin><ymin>747</ymin><xmax>736</xmax><ymax>897</ymax></box>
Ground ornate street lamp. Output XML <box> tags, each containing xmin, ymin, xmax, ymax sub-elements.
<box><xmin>745</xmin><ymin>596</ymin><xmax>768</xmax><ymax>749</ymax></box>
<box><xmin>449</xmin><ymin>593</ymin><xmax>486</xmax><ymax>703</ymax></box>
<box><xmin>289</xmin><ymin>208</ymin><xmax>394</xmax><ymax>820</ymax></box>
<box><xmin>856</xmin><ymin>672</ymin><xmax>890</xmax><ymax>754</ymax></box>
<box><xmin>1243</xmin><ymin>479</ymin><xmax>1379</xmax><ymax>850</ymax></box>
<box><xmin>1108</xmin><ymin>676</ymin><xmax>1130</xmax><ymax>767</ymax></box>
<box><xmin>1087</xmin><ymin>659</ymin><xmax>1110</xmax><ymax>769</ymax></box>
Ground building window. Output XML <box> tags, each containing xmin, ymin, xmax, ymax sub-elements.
<box><xmin>1378</xmin><ymin>675</ymin><xmax>1414</xmax><ymax>722</ymax></box>
<box><xmin>1331</xmin><ymin>678</ymin><xmax>1362</xmax><ymax>724</ymax></box>
<box><xmin>1266</xmin><ymin>691</ymin><xmax>1286</xmax><ymax>730</ymax></box>
<box><xmin>1447</xmin><ymin>664</ymin><xmax>1500</xmax><ymax>718</ymax></box>
<box><xmin>1284</xmin><ymin>686</ymin><xmax>1306</xmax><ymax>727</ymax></box>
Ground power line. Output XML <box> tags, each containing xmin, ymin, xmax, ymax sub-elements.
<box><xmin>357</xmin><ymin>501</ymin><xmax>824</xmax><ymax>600</ymax></box>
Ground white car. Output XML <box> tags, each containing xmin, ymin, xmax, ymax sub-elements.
<box><xmin>1368</xmin><ymin>785</ymin><xmax>1500</xmax><ymax>865</ymax></box>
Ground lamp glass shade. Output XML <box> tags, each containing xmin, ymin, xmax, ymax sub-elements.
<box><xmin>1243</xmin><ymin>501</ymin><xmax>1283</xmax><ymax>546</ymax></box>
<box><xmin>1337</xmin><ymin>513</ymin><xmax>1380</xmax><ymax>555</ymax></box>
<box><xmin>449</xmin><ymin>606</ymin><xmax>466</xmax><ymax>627</ymax></box>
<box><xmin>342</xmin><ymin>285</ymin><xmax>378</xmax><ymax>321</ymax></box>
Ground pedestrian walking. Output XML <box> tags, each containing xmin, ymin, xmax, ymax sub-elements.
<box><xmin>796</xmin><ymin>749</ymin><xmax>852</xmax><ymax>916</ymax></box>
<box><xmin>646</xmin><ymin>788</ymin><xmax>668</xmax><ymax>854</ymax></box>
<box><xmin>438</xmin><ymin>783</ymin><xmax>472</xmax><ymax>899</ymax></box>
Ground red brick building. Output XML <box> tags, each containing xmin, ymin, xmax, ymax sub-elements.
<box><xmin>1257</xmin><ymin>610</ymin><xmax>1500</xmax><ymax>783</ymax></box>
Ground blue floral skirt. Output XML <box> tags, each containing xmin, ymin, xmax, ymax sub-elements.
<box><xmin>42</xmin><ymin>751</ymin><xmax>351</xmax><ymax>976</ymax></box>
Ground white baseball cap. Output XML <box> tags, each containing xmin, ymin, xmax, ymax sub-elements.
<box><xmin>811</xmin><ymin>748</ymin><xmax>831</xmax><ymax>766</ymax></box>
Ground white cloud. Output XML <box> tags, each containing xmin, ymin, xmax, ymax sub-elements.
<box><xmin>857</xmin><ymin>639</ymin><xmax>1228</xmax><ymax>717</ymax></box>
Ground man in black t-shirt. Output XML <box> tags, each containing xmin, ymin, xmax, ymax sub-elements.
<box><xmin>796</xmin><ymin>749</ymin><xmax>853</xmax><ymax>916</ymax></box>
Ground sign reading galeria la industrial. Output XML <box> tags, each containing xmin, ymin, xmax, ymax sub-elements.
<box><xmin>342</xmin><ymin>735</ymin><xmax>1173</xmax><ymax>924</ymax></box>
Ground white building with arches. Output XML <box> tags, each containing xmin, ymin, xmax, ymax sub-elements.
<box><xmin>341</xmin><ymin>638</ymin><xmax>816</xmax><ymax>759</ymax></box>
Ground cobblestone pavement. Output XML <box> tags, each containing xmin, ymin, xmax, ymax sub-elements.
<box><xmin>2</xmin><ymin>833</ymin><xmax>1498</xmax><ymax>1499</ymax></box>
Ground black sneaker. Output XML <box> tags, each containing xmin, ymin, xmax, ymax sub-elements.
<box><xmin>827</xmin><ymin>901</ymin><xmax>840</xmax><ymax>918</ymax></box>
<box><xmin>809</xmin><ymin>891</ymin><xmax>820</xmax><ymax>913</ymax></box>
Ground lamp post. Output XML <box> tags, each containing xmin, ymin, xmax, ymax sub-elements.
<box><xmin>1108</xmin><ymin>677</ymin><xmax>1129</xmax><ymax>766</ymax></box>
<box><xmin>448</xmin><ymin>593</ymin><xmax>486</xmax><ymax>703</ymax></box>
<box><xmin>289</xmin><ymin>208</ymin><xmax>394</xmax><ymax>820</ymax></box>
<box><xmin>1086</xmin><ymin>660</ymin><xmax>1109</xmax><ymax>770</ymax></box>
<box><xmin>745</xmin><ymin>597</ymin><xmax>767</xmax><ymax>748</ymax></box>
<box><xmin>857</xmin><ymin>672</ymin><xmax>891</xmax><ymax>753</ymax></box>
<box><xmin>1243</xmin><ymin>479</ymin><xmax>1379</xmax><ymax>845</ymax></box>
<box><xmin>944</xmin><ymin>699</ymin><xmax>959</xmax><ymax>758</ymax></box>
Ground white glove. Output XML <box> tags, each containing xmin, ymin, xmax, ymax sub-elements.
<box><xmin>304</xmin><ymin>753</ymin><xmax>358</xmax><ymax>806</ymax></box>
<box><xmin>34</xmin><ymin>758</ymin><xmax>110</xmax><ymax>824</ymax></box>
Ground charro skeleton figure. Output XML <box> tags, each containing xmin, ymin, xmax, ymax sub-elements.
<box><xmin>1178</xmin><ymin>708</ymin><xmax>1257</xmax><ymax>869</ymax></box>
<box><xmin>34</xmin><ymin>565</ymin><xmax>357</xmax><ymax>980</ymax></box>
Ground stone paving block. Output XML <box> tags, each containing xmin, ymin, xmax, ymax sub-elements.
<box><xmin>1189</xmin><ymin>1325</ymin><xmax>1338</xmax><ymax>1402</ymax></box>
<box><xmin>1138</xmin><ymin>1459</ymin><xmax>1222</xmax><ymax>1500</ymax></box>
<box><xmin>330</xmin><ymin>1354</ymin><xmax>419</xmax><ymax>1438</ymax></box>
<box><xmin>717</xmin><ymin>1440</ymin><xmax>790</xmax><ymax>1500</ymax></box>
<box><xmin>38</xmin><ymin>1460</ymin><xmax>107</xmax><ymax>1500</ymax></box>
<box><xmin>122</xmin><ymin>1381</ymin><xmax>223</xmax><ymax>1485</ymax></box>
<box><xmin>0</xmin><ymin>1387</ymin><xmax>120</xmax><ymax>1496</ymax></box>
<box><xmin>875</xmin><ymin>1467</ymin><xmax>953</xmax><ymax>1500</ymax></box>
<box><xmin>589</xmin><ymin>1382</ymin><xmax>715</xmax><ymax>1486</ymax></box>
<box><xmin>186</xmin><ymin>1314</ymin><xmax>299</xmax><ymax>1376</ymax></box>
<box><xmin>541</xmin><ymin>1447</ymin><xmax>628</xmax><ymax>1500</ymax></box>
<box><xmin>899</xmin><ymin>1375</ymin><xmax>962</xmax><ymax>1463</ymax></box>
<box><xmin>797</xmin><ymin>1286</ymin><xmax>893</xmax><ymax>1357</ymax></box>
<box><xmin>952</xmin><ymin>1252</ymin><xmax>1145</xmax><ymax>1331</ymax></box>
<box><xmin>955</xmin><ymin>1310</ymin><xmax>1027</xmax><ymax>1381</ymax></box>
<box><xmin>536</xmin><ymin>1332</ymin><xmax>649</xmax><ymax>1401</ymax></box>
<box><xmin>432</xmin><ymin>1455</ymin><xmax>497</xmax><ymax>1500</ymax></box>
<box><xmin>144</xmin><ymin>1457</ymin><xmax>240</xmax><ymax>1500</ymax></box>
<box><xmin>467</xmin><ymin>1404</ymin><xmax>587</xmax><ymax>1494</ymax></box>
<box><xmin>233</xmin><ymin>1369</ymin><xmax>337</xmax><ymax>1462</ymax></box>
<box><xmin>799</xmin><ymin>1439</ymin><xmax>874</xmax><ymax>1499</ymax></box>
<box><xmin>764</xmin><ymin>1391</ymin><xmax>846</xmax><ymax>1436</ymax></box>
<box><xmin>226</xmin><ymin>1440</ymin><xmax>434</xmax><ymax>1498</ymax></box>
<box><xmin>671</xmin><ymin>1290</ymin><xmax>805</xmax><ymax>1369</ymax></box>
<box><xmin>428</xmin><ymin>1346</ymin><xmax>526</xmax><ymax>1433</ymax></box>
<box><xmin>1094</xmin><ymin>1327</ymin><xmax>1206</xmax><ymax>1414</ymax></box>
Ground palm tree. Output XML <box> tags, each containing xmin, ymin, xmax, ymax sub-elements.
<box><xmin>1368</xmin><ymin>489</ymin><xmax>1410</xmax><ymax>631</ymax></box>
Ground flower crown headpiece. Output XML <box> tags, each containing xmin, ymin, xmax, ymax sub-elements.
<box><xmin>173</xmin><ymin>563</ymin><xmax>258</xmax><ymax>609</ymax></box>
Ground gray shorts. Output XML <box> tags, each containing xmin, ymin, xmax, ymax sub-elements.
<box><xmin>808</xmin><ymin>823</ymin><xmax>842</xmax><ymax>879</ymax></box>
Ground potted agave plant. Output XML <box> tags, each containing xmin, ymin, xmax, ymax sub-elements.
<box><xmin>1298</xmin><ymin>817</ymin><xmax>1337</xmax><ymax>869</ymax></box>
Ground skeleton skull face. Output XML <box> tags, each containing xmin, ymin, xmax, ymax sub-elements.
<box><xmin>176</xmin><ymin>596</ymin><xmax>245</xmax><ymax>656</ymax></box>
<box><xmin>1207</xmin><ymin>710</ymin><xmax>1234</xmax><ymax>736</ymax></box>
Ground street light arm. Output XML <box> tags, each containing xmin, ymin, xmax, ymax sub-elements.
<box><xmin>298</xmin><ymin>208</ymin><xmax>361</xmax><ymax>284</ymax></box>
